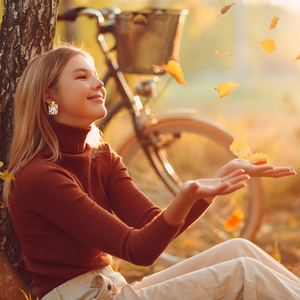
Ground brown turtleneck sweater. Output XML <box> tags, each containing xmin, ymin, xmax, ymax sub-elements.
<box><xmin>9</xmin><ymin>122</ymin><xmax>209</xmax><ymax>298</ymax></box>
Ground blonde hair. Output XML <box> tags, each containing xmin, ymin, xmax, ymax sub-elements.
<box><xmin>2</xmin><ymin>45</ymin><xmax>103</xmax><ymax>204</ymax></box>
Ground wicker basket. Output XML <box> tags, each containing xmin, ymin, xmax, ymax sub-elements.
<box><xmin>115</xmin><ymin>8</ymin><xmax>188</xmax><ymax>74</ymax></box>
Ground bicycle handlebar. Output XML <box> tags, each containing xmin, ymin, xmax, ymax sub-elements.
<box><xmin>57</xmin><ymin>7</ymin><xmax>120</xmax><ymax>23</ymax></box>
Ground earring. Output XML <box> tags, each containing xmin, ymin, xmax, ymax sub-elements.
<box><xmin>48</xmin><ymin>101</ymin><xmax>58</xmax><ymax>115</ymax></box>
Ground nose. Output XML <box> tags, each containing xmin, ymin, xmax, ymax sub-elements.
<box><xmin>94</xmin><ymin>78</ymin><xmax>104</xmax><ymax>90</ymax></box>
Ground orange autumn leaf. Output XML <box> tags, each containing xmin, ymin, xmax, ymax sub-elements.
<box><xmin>295</xmin><ymin>55</ymin><xmax>300</xmax><ymax>61</ymax></box>
<box><xmin>164</xmin><ymin>60</ymin><xmax>187</xmax><ymax>85</ymax></box>
<box><xmin>224</xmin><ymin>209</ymin><xmax>244</xmax><ymax>231</ymax></box>
<box><xmin>217</xmin><ymin>3</ymin><xmax>235</xmax><ymax>18</ymax></box>
<box><xmin>215</xmin><ymin>82</ymin><xmax>239</xmax><ymax>98</ymax></box>
<box><xmin>247</xmin><ymin>152</ymin><xmax>268</xmax><ymax>165</ymax></box>
<box><xmin>210</xmin><ymin>49</ymin><xmax>232</xmax><ymax>56</ymax></box>
<box><xmin>230</xmin><ymin>134</ymin><xmax>248</xmax><ymax>159</ymax></box>
<box><xmin>260</xmin><ymin>39</ymin><xmax>276</xmax><ymax>54</ymax></box>
<box><xmin>269</xmin><ymin>15</ymin><xmax>279</xmax><ymax>30</ymax></box>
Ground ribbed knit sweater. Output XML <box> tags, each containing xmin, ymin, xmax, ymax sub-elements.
<box><xmin>9</xmin><ymin>122</ymin><xmax>210</xmax><ymax>298</ymax></box>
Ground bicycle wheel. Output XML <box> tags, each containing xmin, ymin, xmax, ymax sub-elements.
<box><xmin>116</xmin><ymin>115</ymin><xmax>264</xmax><ymax>263</ymax></box>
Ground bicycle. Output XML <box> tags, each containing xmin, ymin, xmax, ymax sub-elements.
<box><xmin>57</xmin><ymin>7</ymin><xmax>264</xmax><ymax>264</ymax></box>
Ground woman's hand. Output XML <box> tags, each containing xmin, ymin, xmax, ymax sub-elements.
<box><xmin>180</xmin><ymin>169</ymin><xmax>249</xmax><ymax>204</ymax></box>
<box><xmin>212</xmin><ymin>158</ymin><xmax>296</xmax><ymax>179</ymax></box>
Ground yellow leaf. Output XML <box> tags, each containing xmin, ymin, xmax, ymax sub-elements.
<box><xmin>165</xmin><ymin>60</ymin><xmax>187</xmax><ymax>85</ymax></box>
<box><xmin>260</xmin><ymin>39</ymin><xmax>276</xmax><ymax>54</ymax></box>
<box><xmin>215</xmin><ymin>82</ymin><xmax>239</xmax><ymax>98</ymax></box>
<box><xmin>0</xmin><ymin>161</ymin><xmax>3</xmax><ymax>168</ymax></box>
<box><xmin>0</xmin><ymin>170</ymin><xmax>15</xmax><ymax>182</ymax></box>
<box><xmin>217</xmin><ymin>3</ymin><xmax>235</xmax><ymax>18</ymax></box>
<box><xmin>271</xmin><ymin>240</ymin><xmax>281</xmax><ymax>263</ymax></box>
<box><xmin>210</xmin><ymin>49</ymin><xmax>232</xmax><ymax>56</ymax></box>
<box><xmin>230</xmin><ymin>134</ymin><xmax>248</xmax><ymax>159</ymax></box>
<box><xmin>224</xmin><ymin>209</ymin><xmax>244</xmax><ymax>231</ymax></box>
<box><xmin>295</xmin><ymin>55</ymin><xmax>300</xmax><ymax>61</ymax></box>
<box><xmin>269</xmin><ymin>15</ymin><xmax>279</xmax><ymax>30</ymax></box>
<box><xmin>247</xmin><ymin>153</ymin><xmax>268</xmax><ymax>165</ymax></box>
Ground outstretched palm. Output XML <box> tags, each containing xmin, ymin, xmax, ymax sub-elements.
<box><xmin>181</xmin><ymin>169</ymin><xmax>249</xmax><ymax>203</ymax></box>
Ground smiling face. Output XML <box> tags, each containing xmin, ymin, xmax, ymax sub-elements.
<box><xmin>45</xmin><ymin>53</ymin><xmax>107</xmax><ymax>128</ymax></box>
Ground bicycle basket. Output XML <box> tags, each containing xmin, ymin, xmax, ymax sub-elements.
<box><xmin>115</xmin><ymin>8</ymin><xmax>188</xmax><ymax>75</ymax></box>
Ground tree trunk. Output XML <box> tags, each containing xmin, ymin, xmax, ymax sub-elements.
<box><xmin>0</xmin><ymin>0</ymin><xmax>59</xmax><ymax>298</ymax></box>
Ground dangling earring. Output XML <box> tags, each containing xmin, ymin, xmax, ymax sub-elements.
<box><xmin>48</xmin><ymin>101</ymin><xmax>58</xmax><ymax>115</ymax></box>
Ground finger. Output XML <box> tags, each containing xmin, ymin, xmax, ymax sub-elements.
<box><xmin>219</xmin><ymin>182</ymin><xmax>247</xmax><ymax>195</ymax></box>
<box><xmin>221</xmin><ymin>169</ymin><xmax>245</xmax><ymax>181</ymax></box>
<box><xmin>210</xmin><ymin>181</ymin><xmax>231</xmax><ymax>195</ymax></box>
<box><xmin>263</xmin><ymin>171</ymin><xmax>297</xmax><ymax>178</ymax></box>
<box><xmin>226</xmin><ymin>174</ymin><xmax>250</xmax><ymax>185</ymax></box>
<box><xmin>253</xmin><ymin>165</ymin><xmax>275</xmax><ymax>172</ymax></box>
<box><xmin>182</xmin><ymin>181</ymin><xmax>199</xmax><ymax>196</ymax></box>
<box><xmin>260</xmin><ymin>168</ymin><xmax>297</xmax><ymax>177</ymax></box>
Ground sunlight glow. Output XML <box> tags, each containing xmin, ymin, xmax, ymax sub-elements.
<box><xmin>164</xmin><ymin>163</ymin><xmax>175</xmax><ymax>175</ymax></box>
<box><xmin>243</xmin><ymin>0</ymin><xmax>300</xmax><ymax>13</ymax></box>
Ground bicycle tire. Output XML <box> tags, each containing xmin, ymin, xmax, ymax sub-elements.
<box><xmin>116</xmin><ymin>115</ymin><xmax>264</xmax><ymax>263</ymax></box>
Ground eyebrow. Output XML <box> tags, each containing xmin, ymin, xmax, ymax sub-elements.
<box><xmin>72</xmin><ymin>68</ymin><xmax>98</xmax><ymax>76</ymax></box>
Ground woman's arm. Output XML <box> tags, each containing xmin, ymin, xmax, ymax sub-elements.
<box><xmin>163</xmin><ymin>169</ymin><xmax>249</xmax><ymax>226</ymax></box>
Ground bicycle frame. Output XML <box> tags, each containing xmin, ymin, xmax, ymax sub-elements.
<box><xmin>97</xmin><ymin>34</ymin><xmax>184</xmax><ymax>194</ymax></box>
<box><xmin>58</xmin><ymin>7</ymin><xmax>185</xmax><ymax>194</ymax></box>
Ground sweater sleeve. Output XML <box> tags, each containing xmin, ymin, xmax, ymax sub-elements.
<box><xmin>105</xmin><ymin>148</ymin><xmax>211</xmax><ymax>236</ymax></box>
<box><xmin>15</xmin><ymin>163</ymin><xmax>181</xmax><ymax>266</ymax></box>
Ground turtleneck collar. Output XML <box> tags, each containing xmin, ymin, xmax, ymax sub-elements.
<box><xmin>51</xmin><ymin>121</ymin><xmax>91</xmax><ymax>154</ymax></box>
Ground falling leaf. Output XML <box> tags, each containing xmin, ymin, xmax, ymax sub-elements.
<box><xmin>215</xmin><ymin>82</ymin><xmax>239</xmax><ymax>98</ymax></box>
<box><xmin>230</xmin><ymin>134</ymin><xmax>248</xmax><ymax>159</ymax></box>
<box><xmin>269</xmin><ymin>15</ymin><xmax>279</xmax><ymax>30</ymax></box>
<box><xmin>164</xmin><ymin>60</ymin><xmax>187</xmax><ymax>85</ymax></box>
<box><xmin>0</xmin><ymin>170</ymin><xmax>15</xmax><ymax>182</ymax></box>
<box><xmin>0</xmin><ymin>161</ymin><xmax>3</xmax><ymax>168</ymax></box>
<box><xmin>260</xmin><ymin>39</ymin><xmax>276</xmax><ymax>54</ymax></box>
<box><xmin>247</xmin><ymin>153</ymin><xmax>268</xmax><ymax>165</ymax></box>
<box><xmin>217</xmin><ymin>3</ymin><xmax>235</xmax><ymax>18</ymax></box>
<box><xmin>210</xmin><ymin>49</ymin><xmax>232</xmax><ymax>56</ymax></box>
<box><xmin>295</xmin><ymin>55</ymin><xmax>300</xmax><ymax>61</ymax></box>
<box><xmin>271</xmin><ymin>240</ymin><xmax>281</xmax><ymax>263</ymax></box>
<box><xmin>224</xmin><ymin>209</ymin><xmax>244</xmax><ymax>231</ymax></box>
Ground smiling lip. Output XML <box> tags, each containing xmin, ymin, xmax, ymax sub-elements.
<box><xmin>87</xmin><ymin>94</ymin><xmax>104</xmax><ymax>100</ymax></box>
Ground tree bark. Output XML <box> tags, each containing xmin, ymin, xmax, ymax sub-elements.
<box><xmin>0</xmin><ymin>0</ymin><xmax>59</xmax><ymax>298</ymax></box>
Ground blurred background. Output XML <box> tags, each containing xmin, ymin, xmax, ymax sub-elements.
<box><xmin>1</xmin><ymin>0</ymin><xmax>300</xmax><ymax>282</ymax></box>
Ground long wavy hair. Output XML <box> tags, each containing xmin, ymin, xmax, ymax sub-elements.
<box><xmin>2</xmin><ymin>45</ymin><xmax>103</xmax><ymax>204</ymax></box>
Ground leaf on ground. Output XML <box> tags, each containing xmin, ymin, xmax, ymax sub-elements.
<box><xmin>215</xmin><ymin>82</ymin><xmax>239</xmax><ymax>98</ymax></box>
<box><xmin>230</xmin><ymin>134</ymin><xmax>248</xmax><ymax>159</ymax></box>
<box><xmin>247</xmin><ymin>153</ymin><xmax>268</xmax><ymax>165</ymax></box>
<box><xmin>295</xmin><ymin>55</ymin><xmax>300</xmax><ymax>61</ymax></box>
<box><xmin>224</xmin><ymin>209</ymin><xmax>244</xmax><ymax>231</ymax></box>
<box><xmin>260</xmin><ymin>39</ymin><xmax>276</xmax><ymax>54</ymax></box>
<box><xmin>269</xmin><ymin>15</ymin><xmax>279</xmax><ymax>30</ymax></box>
<box><xmin>210</xmin><ymin>49</ymin><xmax>232</xmax><ymax>56</ymax></box>
<box><xmin>217</xmin><ymin>3</ymin><xmax>235</xmax><ymax>18</ymax></box>
<box><xmin>164</xmin><ymin>60</ymin><xmax>187</xmax><ymax>85</ymax></box>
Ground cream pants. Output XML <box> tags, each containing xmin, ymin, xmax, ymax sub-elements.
<box><xmin>42</xmin><ymin>239</ymin><xmax>300</xmax><ymax>300</ymax></box>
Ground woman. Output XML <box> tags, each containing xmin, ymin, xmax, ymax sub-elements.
<box><xmin>3</xmin><ymin>45</ymin><xmax>299</xmax><ymax>300</ymax></box>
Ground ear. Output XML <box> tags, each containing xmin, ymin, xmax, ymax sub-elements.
<box><xmin>44</xmin><ymin>88</ymin><xmax>55</xmax><ymax>105</ymax></box>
